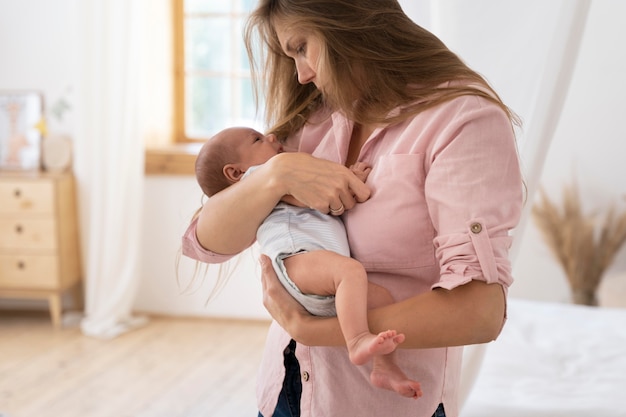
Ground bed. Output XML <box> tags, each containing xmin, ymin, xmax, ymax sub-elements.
<box><xmin>461</xmin><ymin>297</ymin><xmax>626</xmax><ymax>417</ymax></box>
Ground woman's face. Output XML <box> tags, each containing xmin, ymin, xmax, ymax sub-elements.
<box><xmin>274</xmin><ymin>21</ymin><xmax>325</xmax><ymax>92</ymax></box>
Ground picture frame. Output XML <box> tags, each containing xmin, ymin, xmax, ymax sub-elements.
<box><xmin>0</xmin><ymin>91</ymin><xmax>44</xmax><ymax>171</ymax></box>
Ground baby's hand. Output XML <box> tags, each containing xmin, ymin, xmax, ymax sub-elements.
<box><xmin>350</xmin><ymin>162</ymin><xmax>372</xmax><ymax>183</ymax></box>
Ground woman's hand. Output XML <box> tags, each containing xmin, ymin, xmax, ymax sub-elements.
<box><xmin>259</xmin><ymin>254</ymin><xmax>308</xmax><ymax>334</ymax></box>
<box><xmin>267</xmin><ymin>152</ymin><xmax>371</xmax><ymax>215</ymax></box>
<box><xmin>259</xmin><ymin>254</ymin><xmax>345</xmax><ymax>346</ymax></box>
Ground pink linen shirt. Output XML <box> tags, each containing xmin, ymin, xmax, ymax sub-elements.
<box><xmin>182</xmin><ymin>94</ymin><xmax>523</xmax><ymax>417</ymax></box>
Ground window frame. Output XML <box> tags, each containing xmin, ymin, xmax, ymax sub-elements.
<box><xmin>172</xmin><ymin>0</ymin><xmax>187</xmax><ymax>144</ymax></box>
<box><xmin>146</xmin><ymin>0</ymin><xmax>255</xmax><ymax>175</ymax></box>
<box><xmin>172</xmin><ymin>0</ymin><xmax>257</xmax><ymax>144</ymax></box>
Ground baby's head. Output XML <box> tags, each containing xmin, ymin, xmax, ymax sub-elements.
<box><xmin>195</xmin><ymin>127</ymin><xmax>283</xmax><ymax>197</ymax></box>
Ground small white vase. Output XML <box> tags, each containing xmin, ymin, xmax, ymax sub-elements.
<box><xmin>42</xmin><ymin>133</ymin><xmax>73</xmax><ymax>172</ymax></box>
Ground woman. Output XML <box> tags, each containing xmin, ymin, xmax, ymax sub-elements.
<box><xmin>182</xmin><ymin>0</ymin><xmax>523</xmax><ymax>416</ymax></box>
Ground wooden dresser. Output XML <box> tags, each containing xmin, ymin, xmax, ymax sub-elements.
<box><xmin>0</xmin><ymin>171</ymin><xmax>82</xmax><ymax>327</ymax></box>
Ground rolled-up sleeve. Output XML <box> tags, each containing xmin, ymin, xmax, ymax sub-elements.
<box><xmin>426</xmin><ymin>96</ymin><xmax>523</xmax><ymax>291</ymax></box>
<box><xmin>181</xmin><ymin>217</ymin><xmax>238</xmax><ymax>264</ymax></box>
<box><xmin>433</xmin><ymin>221</ymin><xmax>514</xmax><ymax>290</ymax></box>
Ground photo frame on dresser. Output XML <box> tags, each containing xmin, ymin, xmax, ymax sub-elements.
<box><xmin>0</xmin><ymin>91</ymin><xmax>44</xmax><ymax>171</ymax></box>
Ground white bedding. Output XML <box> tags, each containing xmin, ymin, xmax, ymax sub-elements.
<box><xmin>462</xmin><ymin>298</ymin><xmax>626</xmax><ymax>417</ymax></box>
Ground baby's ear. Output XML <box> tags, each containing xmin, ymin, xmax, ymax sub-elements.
<box><xmin>223</xmin><ymin>164</ymin><xmax>245</xmax><ymax>183</ymax></box>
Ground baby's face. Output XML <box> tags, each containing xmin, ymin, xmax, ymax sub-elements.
<box><xmin>225</xmin><ymin>127</ymin><xmax>283</xmax><ymax>169</ymax></box>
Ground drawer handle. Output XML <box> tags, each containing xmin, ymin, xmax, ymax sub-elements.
<box><xmin>17</xmin><ymin>260</ymin><xmax>26</xmax><ymax>270</ymax></box>
<box><xmin>14</xmin><ymin>188</ymin><xmax>22</xmax><ymax>198</ymax></box>
<box><xmin>15</xmin><ymin>224</ymin><xmax>23</xmax><ymax>234</ymax></box>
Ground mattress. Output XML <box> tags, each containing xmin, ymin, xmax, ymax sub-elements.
<box><xmin>462</xmin><ymin>298</ymin><xmax>626</xmax><ymax>416</ymax></box>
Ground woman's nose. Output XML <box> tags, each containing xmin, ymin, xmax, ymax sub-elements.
<box><xmin>295</xmin><ymin>62</ymin><xmax>315</xmax><ymax>85</ymax></box>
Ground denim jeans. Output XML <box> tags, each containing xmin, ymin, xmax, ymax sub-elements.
<box><xmin>258</xmin><ymin>340</ymin><xmax>446</xmax><ymax>417</ymax></box>
<box><xmin>258</xmin><ymin>339</ymin><xmax>302</xmax><ymax>417</ymax></box>
<box><xmin>433</xmin><ymin>403</ymin><xmax>447</xmax><ymax>417</ymax></box>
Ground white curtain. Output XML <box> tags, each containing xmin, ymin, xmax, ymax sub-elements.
<box><xmin>73</xmin><ymin>0</ymin><xmax>171</xmax><ymax>339</ymax></box>
<box><xmin>422</xmin><ymin>0</ymin><xmax>591</xmax><ymax>410</ymax></box>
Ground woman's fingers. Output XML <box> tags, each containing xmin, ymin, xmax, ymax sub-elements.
<box><xmin>259</xmin><ymin>255</ymin><xmax>306</xmax><ymax>324</ymax></box>
<box><xmin>328</xmin><ymin>173</ymin><xmax>370</xmax><ymax>215</ymax></box>
<box><xmin>269</xmin><ymin>153</ymin><xmax>371</xmax><ymax>212</ymax></box>
<box><xmin>259</xmin><ymin>255</ymin><xmax>278</xmax><ymax>311</ymax></box>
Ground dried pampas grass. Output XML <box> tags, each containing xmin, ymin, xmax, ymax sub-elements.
<box><xmin>532</xmin><ymin>183</ymin><xmax>626</xmax><ymax>306</ymax></box>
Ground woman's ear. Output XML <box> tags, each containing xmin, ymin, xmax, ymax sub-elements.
<box><xmin>223</xmin><ymin>164</ymin><xmax>245</xmax><ymax>183</ymax></box>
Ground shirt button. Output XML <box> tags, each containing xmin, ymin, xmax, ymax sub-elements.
<box><xmin>302</xmin><ymin>371</ymin><xmax>310</xmax><ymax>382</ymax></box>
<box><xmin>470</xmin><ymin>222</ymin><xmax>482</xmax><ymax>234</ymax></box>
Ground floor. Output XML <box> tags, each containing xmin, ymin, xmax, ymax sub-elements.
<box><xmin>0</xmin><ymin>310</ymin><xmax>270</xmax><ymax>417</ymax></box>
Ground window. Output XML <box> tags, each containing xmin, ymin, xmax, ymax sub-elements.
<box><xmin>146</xmin><ymin>0</ymin><xmax>262</xmax><ymax>175</ymax></box>
<box><xmin>173</xmin><ymin>0</ymin><xmax>262</xmax><ymax>143</ymax></box>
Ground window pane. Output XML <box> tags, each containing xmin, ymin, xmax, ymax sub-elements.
<box><xmin>239</xmin><ymin>77</ymin><xmax>263</xmax><ymax>129</ymax></box>
<box><xmin>185</xmin><ymin>0</ymin><xmax>229</xmax><ymax>14</ymax></box>
<box><xmin>178</xmin><ymin>0</ymin><xmax>265</xmax><ymax>141</ymax></box>
<box><xmin>186</xmin><ymin>17</ymin><xmax>230</xmax><ymax>72</ymax></box>
<box><xmin>185</xmin><ymin>0</ymin><xmax>254</xmax><ymax>13</ymax></box>
<box><xmin>186</xmin><ymin>76</ymin><xmax>264</xmax><ymax>138</ymax></box>
<box><xmin>241</xmin><ymin>0</ymin><xmax>257</xmax><ymax>12</ymax></box>
<box><xmin>186</xmin><ymin>77</ymin><xmax>231</xmax><ymax>139</ymax></box>
<box><xmin>235</xmin><ymin>17</ymin><xmax>249</xmax><ymax>71</ymax></box>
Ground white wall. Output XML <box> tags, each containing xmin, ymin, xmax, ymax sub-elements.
<box><xmin>135</xmin><ymin>176</ymin><xmax>269</xmax><ymax>319</ymax></box>
<box><xmin>0</xmin><ymin>0</ymin><xmax>78</xmax><ymax>132</ymax></box>
<box><xmin>509</xmin><ymin>1</ymin><xmax>626</xmax><ymax>306</ymax></box>
<box><xmin>1</xmin><ymin>0</ymin><xmax>625</xmax><ymax>318</ymax></box>
<box><xmin>402</xmin><ymin>0</ymin><xmax>626</xmax><ymax>307</ymax></box>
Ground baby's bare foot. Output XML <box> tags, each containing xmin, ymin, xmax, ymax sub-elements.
<box><xmin>371</xmin><ymin>356</ymin><xmax>423</xmax><ymax>399</ymax></box>
<box><xmin>348</xmin><ymin>330</ymin><xmax>403</xmax><ymax>365</ymax></box>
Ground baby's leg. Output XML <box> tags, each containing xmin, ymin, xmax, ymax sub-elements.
<box><xmin>283</xmin><ymin>250</ymin><xmax>401</xmax><ymax>365</ymax></box>
<box><xmin>364</xmin><ymin>282</ymin><xmax>422</xmax><ymax>399</ymax></box>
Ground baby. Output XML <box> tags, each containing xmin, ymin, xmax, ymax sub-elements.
<box><xmin>194</xmin><ymin>126</ymin><xmax>422</xmax><ymax>399</ymax></box>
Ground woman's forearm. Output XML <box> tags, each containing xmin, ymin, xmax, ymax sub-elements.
<box><xmin>292</xmin><ymin>280</ymin><xmax>506</xmax><ymax>349</ymax></box>
<box><xmin>196</xmin><ymin>163</ymin><xmax>284</xmax><ymax>254</ymax></box>
<box><xmin>369</xmin><ymin>280</ymin><xmax>506</xmax><ymax>349</ymax></box>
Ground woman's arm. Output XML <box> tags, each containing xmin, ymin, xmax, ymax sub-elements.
<box><xmin>259</xmin><ymin>254</ymin><xmax>505</xmax><ymax>349</ymax></box>
<box><xmin>196</xmin><ymin>152</ymin><xmax>371</xmax><ymax>255</ymax></box>
<box><xmin>369</xmin><ymin>279</ymin><xmax>506</xmax><ymax>349</ymax></box>
<box><xmin>197</xmin><ymin>165</ymin><xmax>282</xmax><ymax>255</ymax></box>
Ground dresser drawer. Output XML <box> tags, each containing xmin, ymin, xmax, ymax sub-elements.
<box><xmin>0</xmin><ymin>180</ymin><xmax>54</xmax><ymax>214</ymax></box>
<box><xmin>0</xmin><ymin>254</ymin><xmax>59</xmax><ymax>289</ymax></box>
<box><xmin>0</xmin><ymin>218</ymin><xmax>57</xmax><ymax>250</ymax></box>
<box><xmin>0</xmin><ymin>172</ymin><xmax>82</xmax><ymax>327</ymax></box>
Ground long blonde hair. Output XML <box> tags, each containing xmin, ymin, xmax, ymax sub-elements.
<box><xmin>245</xmin><ymin>0</ymin><xmax>519</xmax><ymax>139</ymax></box>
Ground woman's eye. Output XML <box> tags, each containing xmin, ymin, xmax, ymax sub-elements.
<box><xmin>296</xmin><ymin>44</ymin><xmax>306</xmax><ymax>55</ymax></box>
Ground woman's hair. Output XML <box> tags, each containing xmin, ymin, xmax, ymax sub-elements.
<box><xmin>195</xmin><ymin>138</ymin><xmax>239</xmax><ymax>197</ymax></box>
<box><xmin>245</xmin><ymin>0</ymin><xmax>519</xmax><ymax>139</ymax></box>
<box><xmin>181</xmin><ymin>137</ymin><xmax>247</xmax><ymax>305</ymax></box>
